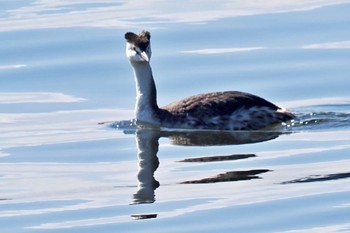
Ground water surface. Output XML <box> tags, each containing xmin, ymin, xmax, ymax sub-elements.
<box><xmin>1</xmin><ymin>1</ymin><xmax>350</xmax><ymax>232</ymax></box>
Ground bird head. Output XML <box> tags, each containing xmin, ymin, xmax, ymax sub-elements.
<box><xmin>125</xmin><ymin>31</ymin><xmax>152</xmax><ymax>63</ymax></box>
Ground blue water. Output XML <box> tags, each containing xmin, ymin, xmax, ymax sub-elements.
<box><xmin>1</xmin><ymin>1</ymin><xmax>350</xmax><ymax>233</ymax></box>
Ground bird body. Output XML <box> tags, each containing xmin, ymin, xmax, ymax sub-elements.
<box><xmin>125</xmin><ymin>31</ymin><xmax>294</xmax><ymax>130</ymax></box>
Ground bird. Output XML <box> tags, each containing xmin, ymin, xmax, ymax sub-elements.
<box><xmin>124</xmin><ymin>30</ymin><xmax>294</xmax><ymax>130</ymax></box>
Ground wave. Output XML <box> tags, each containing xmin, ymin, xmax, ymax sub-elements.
<box><xmin>283</xmin><ymin>102</ymin><xmax>350</xmax><ymax>131</ymax></box>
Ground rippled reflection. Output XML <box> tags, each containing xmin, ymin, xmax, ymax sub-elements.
<box><xmin>132</xmin><ymin>129</ymin><xmax>160</xmax><ymax>204</ymax></box>
<box><xmin>130</xmin><ymin>127</ymin><xmax>282</xmax><ymax>205</ymax></box>
<box><xmin>1</xmin><ymin>0</ymin><xmax>349</xmax><ymax>31</ymax></box>
<box><xmin>281</xmin><ymin>172</ymin><xmax>350</xmax><ymax>184</ymax></box>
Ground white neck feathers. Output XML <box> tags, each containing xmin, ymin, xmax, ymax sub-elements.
<box><xmin>130</xmin><ymin>61</ymin><xmax>160</xmax><ymax>125</ymax></box>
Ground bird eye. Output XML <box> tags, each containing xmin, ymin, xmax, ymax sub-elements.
<box><xmin>133</xmin><ymin>47</ymin><xmax>142</xmax><ymax>56</ymax></box>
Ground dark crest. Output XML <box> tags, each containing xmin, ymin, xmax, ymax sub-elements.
<box><xmin>125</xmin><ymin>31</ymin><xmax>151</xmax><ymax>51</ymax></box>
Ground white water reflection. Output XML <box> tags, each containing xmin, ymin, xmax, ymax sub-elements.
<box><xmin>0</xmin><ymin>64</ymin><xmax>26</xmax><ymax>70</ymax></box>
<box><xmin>281</xmin><ymin>97</ymin><xmax>350</xmax><ymax>109</ymax></box>
<box><xmin>181</xmin><ymin>47</ymin><xmax>264</xmax><ymax>55</ymax></box>
<box><xmin>302</xmin><ymin>40</ymin><xmax>350</xmax><ymax>49</ymax></box>
<box><xmin>0</xmin><ymin>92</ymin><xmax>85</xmax><ymax>104</ymax></box>
<box><xmin>0</xmin><ymin>108</ymin><xmax>132</xmax><ymax>154</ymax></box>
<box><xmin>1</xmin><ymin>0</ymin><xmax>350</xmax><ymax>31</ymax></box>
<box><xmin>279</xmin><ymin>223</ymin><xmax>350</xmax><ymax>233</ymax></box>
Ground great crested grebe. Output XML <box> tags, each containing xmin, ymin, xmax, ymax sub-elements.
<box><xmin>124</xmin><ymin>31</ymin><xmax>294</xmax><ymax>130</ymax></box>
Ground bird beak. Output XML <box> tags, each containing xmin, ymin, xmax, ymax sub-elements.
<box><xmin>140</xmin><ymin>51</ymin><xmax>149</xmax><ymax>62</ymax></box>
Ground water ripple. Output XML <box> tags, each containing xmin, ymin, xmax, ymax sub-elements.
<box><xmin>1</xmin><ymin>0</ymin><xmax>350</xmax><ymax>31</ymax></box>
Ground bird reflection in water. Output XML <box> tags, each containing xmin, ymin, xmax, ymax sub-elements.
<box><xmin>129</xmin><ymin>126</ymin><xmax>283</xmax><ymax>205</ymax></box>
<box><xmin>132</xmin><ymin>129</ymin><xmax>160</xmax><ymax>204</ymax></box>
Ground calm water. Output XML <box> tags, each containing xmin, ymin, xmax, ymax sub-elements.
<box><xmin>1</xmin><ymin>1</ymin><xmax>350</xmax><ymax>233</ymax></box>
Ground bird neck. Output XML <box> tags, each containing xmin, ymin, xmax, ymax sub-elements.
<box><xmin>130</xmin><ymin>61</ymin><xmax>160</xmax><ymax>125</ymax></box>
